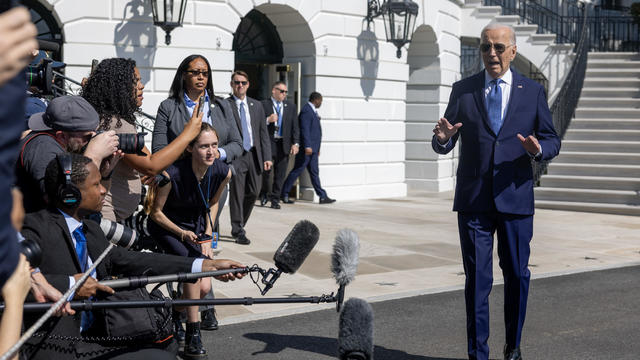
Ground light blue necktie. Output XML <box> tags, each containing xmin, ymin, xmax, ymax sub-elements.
<box><xmin>487</xmin><ymin>79</ymin><xmax>503</xmax><ymax>135</ymax></box>
<box><xmin>72</xmin><ymin>226</ymin><xmax>94</xmax><ymax>332</ymax></box>
<box><xmin>275</xmin><ymin>102</ymin><xmax>283</xmax><ymax>137</ymax></box>
<box><xmin>239</xmin><ymin>102</ymin><xmax>251</xmax><ymax>151</ymax></box>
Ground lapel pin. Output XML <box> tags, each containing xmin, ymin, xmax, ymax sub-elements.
<box><xmin>517</xmin><ymin>85</ymin><xmax>523</xmax><ymax>88</ymax></box>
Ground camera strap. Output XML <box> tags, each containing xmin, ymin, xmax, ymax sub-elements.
<box><xmin>196</xmin><ymin>166</ymin><xmax>215</xmax><ymax>236</ymax></box>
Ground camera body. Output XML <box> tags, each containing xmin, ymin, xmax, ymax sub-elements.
<box><xmin>20</xmin><ymin>238</ymin><xmax>42</xmax><ymax>268</ymax></box>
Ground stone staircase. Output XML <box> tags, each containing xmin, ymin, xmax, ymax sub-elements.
<box><xmin>535</xmin><ymin>52</ymin><xmax>640</xmax><ymax>216</ymax></box>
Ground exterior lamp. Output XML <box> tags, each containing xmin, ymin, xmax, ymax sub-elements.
<box><xmin>150</xmin><ymin>0</ymin><xmax>187</xmax><ymax>45</ymax></box>
<box><xmin>366</xmin><ymin>0</ymin><xmax>419</xmax><ymax>58</ymax></box>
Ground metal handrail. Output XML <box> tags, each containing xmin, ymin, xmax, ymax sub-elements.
<box><xmin>533</xmin><ymin>4</ymin><xmax>590</xmax><ymax>184</ymax></box>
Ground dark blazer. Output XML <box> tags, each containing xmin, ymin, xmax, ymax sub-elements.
<box><xmin>20</xmin><ymin>208</ymin><xmax>194</xmax><ymax>358</ymax></box>
<box><xmin>226</xmin><ymin>96</ymin><xmax>272</xmax><ymax>173</ymax></box>
<box><xmin>152</xmin><ymin>95</ymin><xmax>243</xmax><ymax>163</ymax></box>
<box><xmin>260</xmin><ymin>99</ymin><xmax>299</xmax><ymax>154</ymax></box>
<box><xmin>298</xmin><ymin>103</ymin><xmax>322</xmax><ymax>152</ymax></box>
<box><xmin>432</xmin><ymin>69</ymin><xmax>561</xmax><ymax>215</ymax></box>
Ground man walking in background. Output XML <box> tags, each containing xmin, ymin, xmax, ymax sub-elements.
<box><xmin>281</xmin><ymin>92</ymin><xmax>335</xmax><ymax>205</ymax></box>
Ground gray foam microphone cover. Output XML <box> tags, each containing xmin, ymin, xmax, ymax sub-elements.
<box><xmin>273</xmin><ymin>220</ymin><xmax>319</xmax><ymax>273</ymax></box>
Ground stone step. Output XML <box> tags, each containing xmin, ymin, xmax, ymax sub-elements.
<box><xmin>547</xmin><ymin>163</ymin><xmax>640</xmax><ymax>177</ymax></box>
<box><xmin>579</xmin><ymin>88</ymin><xmax>640</xmax><ymax>98</ymax></box>
<box><xmin>539</xmin><ymin>174</ymin><xmax>640</xmax><ymax>191</ymax></box>
<box><xmin>587</xmin><ymin>60</ymin><xmax>640</xmax><ymax>69</ymax></box>
<box><xmin>534</xmin><ymin>187</ymin><xmax>640</xmax><ymax>205</ymax></box>
<box><xmin>585</xmin><ymin>69</ymin><xmax>640</xmax><ymax>78</ymax></box>
<box><xmin>535</xmin><ymin>199</ymin><xmax>640</xmax><ymax>216</ymax></box>
<box><xmin>577</xmin><ymin>98</ymin><xmax>640</xmax><ymax>108</ymax></box>
<box><xmin>561</xmin><ymin>140</ymin><xmax>640</xmax><ymax>153</ymax></box>
<box><xmin>575</xmin><ymin>107</ymin><xmax>640</xmax><ymax>119</ymax></box>
<box><xmin>530</xmin><ymin>33</ymin><xmax>557</xmax><ymax>45</ymax></box>
<box><xmin>471</xmin><ymin>5</ymin><xmax>502</xmax><ymax>18</ymax></box>
<box><xmin>570</xmin><ymin>119</ymin><xmax>640</xmax><ymax>130</ymax></box>
<box><xmin>494</xmin><ymin>15</ymin><xmax>521</xmax><ymax>24</ymax></box>
<box><xmin>564</xmin><ymin>129</ymin><xmax>640</xmax><ymax>141</ymax></box>
<box><xmin>513</xmin><ymin>24</ymin><xmax>538</xmax><ymax>35</ymax></box>
<box><xmin>583</xmin><ymin>78</ymin><xmax>640</xmax><ymax>88</ymax></box>
<box><xmin>554</xmin><ymin>151</ymin><xmax>640</xmax><ymax>165</ymax></box>
<box><xmin>588</xmin><ymin>52</ymin><xmax>640</xmax><ymax>61</ymax></box>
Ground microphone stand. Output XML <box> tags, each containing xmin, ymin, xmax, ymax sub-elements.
<box><xmin>0</xmin><ymin>242</ymin><xmax>116</xmax><ymax>360</ymax></box>
<box><xmin>5</xmin><ymin>293</ymin><xmax>339</xmax><ymax>312</ymax></box>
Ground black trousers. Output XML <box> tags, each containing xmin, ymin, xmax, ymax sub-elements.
<box><xmin>229</xmin><ymin>148</ymin><xmax>261</xmax><ymax>237</ymax></box>
<box><xmin>261</xmin><ymin>139</ymin><xmax>289</xmax><ymax>202</ymax></box>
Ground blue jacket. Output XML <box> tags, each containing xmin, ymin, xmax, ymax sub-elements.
<box><xmin>299</xmin><ymin>103</ymin><xmax>322</xmax><ymax>152</ymax></box>
<box><xmin>432</xmin><ymin>70</ymin><xmax>561</xmax><ymax>215</ymax></box>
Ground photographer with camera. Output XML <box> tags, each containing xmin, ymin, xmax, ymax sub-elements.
<box><xmin>82</xmin><ymin>58</ymin><xmax>205</xmax><ymax>222</ymax></box>
<box><xmin>16</xmin><ymin>95</ymin><xmax>121</xmax><ymax>213</ymax></box>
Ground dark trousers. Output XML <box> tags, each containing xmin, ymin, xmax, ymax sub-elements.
<box><xmin>281</xmin><ymin>150</ymin><xmax>327</xmax><ymax>199</ymax></box>
<box><xmin>457</xmin><ymin>212</ymin><xmax>532</xmax><ymax>360</ymax></box>
<box><xmin>229</xmin><ymin>148</ymin><xmax>261</xmax><ymax>237</ymax></box>
<box><xmin>261</xmin><ymin>139</ymin><xmax>289</xmax><ymax>202</ymax></box>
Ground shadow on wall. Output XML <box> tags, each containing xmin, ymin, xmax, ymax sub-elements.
<box><xmin>113</xmin><ymin>0</ymin><xmax>157</xmax><ymax>84</ymax></box>
<box><xmin>357</xmin><ymin>21</ymin><xmax>380</xmax><ymax>101</ymax></box>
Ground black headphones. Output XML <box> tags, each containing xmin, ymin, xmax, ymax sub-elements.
<box><xmin>56</xmin><ymin>154</ymin><xmax>81</xmax><ymax>208</ymax></box>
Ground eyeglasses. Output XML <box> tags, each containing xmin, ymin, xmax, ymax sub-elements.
<box><xmin>275</xmin><ymin>88</ymin><xmax>288</xmax><ymax>94</ymax></box>
<box><xmin>233</xmin><ymin>80</ymin><xmax>248</xmax><ymax>86</ymax></box>
<box><xmin>480</xmin><ymin>43</ymin><xmax>513</xmax><ymax>53</ymax></box>
<box><xmin>185</xmin><ymin>70</ymin><xmax>209</xmax><ymax>77</ymax></box>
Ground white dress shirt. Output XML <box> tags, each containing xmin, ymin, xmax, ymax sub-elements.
<box><xmin>234</xmin><ymin>95</ymin><xmax>253</xmax><ymax>148</ymax></box>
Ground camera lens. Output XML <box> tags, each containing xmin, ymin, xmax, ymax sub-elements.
<box><xmin>20</xmin><ymin>239</ymin><xmax>43</xmax><ymax>268</ymax></box>
<box><xmin>117</xmin><ymin>133</ymin><xmax>146</xmax><ymax>155</ymax></box>
<box><xmin>100</xmin><ymin>219</ymin><xmax>138</xmax><ymax>249</ymax></box>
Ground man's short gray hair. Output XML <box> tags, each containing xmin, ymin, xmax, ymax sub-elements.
<box><xmin>481</xmin><ymin>23</ymin><xmax>516</xmax><ymax>45</ymax></box>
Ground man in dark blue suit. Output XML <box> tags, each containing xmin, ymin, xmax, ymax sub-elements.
<box><xmin>281</xmin><ymin>92</ymin><xmax>335</xmax><ymax>204</ymax></box>
<box><xmin>432</xmin><ymin>24</ymin><xmax>560</xmax><ymax>360</ymax></box>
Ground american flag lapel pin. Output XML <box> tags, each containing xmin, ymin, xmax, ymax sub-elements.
<box><xmin>517</xmin><ymin>84</ymin><xmax>523</xmax><ymax>88</ymax></box>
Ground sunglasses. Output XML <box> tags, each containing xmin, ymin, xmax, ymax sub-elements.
<box><xmin>233</xmin><ymin>80</ymin><xmax>248</xmax><ymax>86</ymax></box>
<box><xmin>185</xmin><ymin>70</ymin><xmax>209</xmax><ymax>77</ymax></box>
<box><xmin>480</xmin><ymin>43</ymin><xmax>513</xmax><ymax>53</ymax></box>
<box><xmin>275</xmin><ymin>88</ymin><xmax>288</xmax><ymax>94</ymax></box>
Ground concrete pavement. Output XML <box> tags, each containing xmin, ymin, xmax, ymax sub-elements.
<box><xmin>208</xmin><ymin>190</ymin><xmax>640</xmax><ymax>325</ymax></box>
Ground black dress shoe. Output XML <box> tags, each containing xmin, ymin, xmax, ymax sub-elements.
<box><xmin>504</xmin><ymin>345</ymin><xmax>522</xmax><ymax>360</ymax></box>
<box><xmin>234</xmin><ymin>233</ymin><xmax>251</xmax><ymax>245</ymax></box>
<box><xmin>200</xmin><ymin>308</ymin><xmax>218</xmax><ymax>331</ymax></box>
<box><xmin>172</xmin><ymin>310</ymin><xmax>185</xmax><ymax>345</ymax></box>
<box><xmin>282</xmin><ymin>195</ymin><xmax>295</xmax><ymax>204</ymax></box>
<box><xmin>184</xmin><ymin>322</ymin><xmax>206</xmax><ymax>358</ymax></box>
<box><xmin>270</xmin><ymin>201</ymin><xmax>281</xmax><ymax>209</ymax></box>
<box><xmin>260</xmin><ymin>194</ymin><xmax>268</xmax><ymax>207</ymax></box>
<box><xmin>319</xmin><ymin>197</ymin><xmax>336</xmax><ymax>204</ymax></box>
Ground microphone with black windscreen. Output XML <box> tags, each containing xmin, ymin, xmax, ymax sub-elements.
<box><xmin>260</xmin><ymin>219</ymin><xmax>320</xmax><ymax>295</ymax></box>
<box><xmin>331</xmin><ymin>229</ymin><xmax>359</xmax><ymax>312</ymax></box>
<box><xmin>338</xmin><ymin>298</ymin><xmax>374</xmax><ymax>360</ymax></box>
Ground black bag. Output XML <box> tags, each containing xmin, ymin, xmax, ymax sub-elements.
<box><xmin>91</xmin><ymin>286</ymin><xmax>173</xmax><ymax>343</ymax></box>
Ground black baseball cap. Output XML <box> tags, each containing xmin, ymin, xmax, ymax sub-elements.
<box><xmin>28</xmin><ymin>96</ymin><xmax>99</xmax><ymax>132</ymax></box>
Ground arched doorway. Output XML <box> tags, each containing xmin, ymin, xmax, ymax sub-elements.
<box><xmin>233</xmin><ymin>9</ymin><xmax>284</xmax><ymax>100</ymax></box>
<box><xmin>23</xmin><ymin>0</ymin><xmax>64</xmax><ymax>61</ymax></box>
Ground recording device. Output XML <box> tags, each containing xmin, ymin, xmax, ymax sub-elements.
<box><xmin>331</xmin><ymin>229</ymin><xmax>360</xmax><ymax>312</ymax></box>
<box><xmin>338</xmin><ymin>298</ymin><xmax>374</xmax><ymax>360</ymax></box>
<box><xmin>197</xmin><ymin>233</ymin><xmax>212</xmax><ymax>244</ymax></box>
<box><xmin>26</xmin><ymin>58</ymin><xmax>56</xmax><ymax>95</ymax></box>
<box><xmin>154</xmin><ymin>172</ymin><xmax>170</xmax><ymax>187</ymax></box>
<box><xmin>197</xmin><ymin>95</ymin><xmax>205</xmax><ymax>115</ymax></box>
<box><xmin>19</xmin><ymin>239</ymin><xmax>42</xmax><ymax>268</ymax></box>
<box><xmin>99</xmin><ymin>219</ymin><xmax>138</xmax><ymax>249</ymax></box>
<box><xmin>259</xmin><ymin>220</ymin><xmax>320</xmax><ymax>295</ymax></box>
<box><xmin>95</xmin><ymin>131</ymin><xmax>147</xmax><ymax>156</ymax></box>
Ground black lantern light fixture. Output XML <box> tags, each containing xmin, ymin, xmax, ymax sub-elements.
<box><xmin>150</xmin><ymin>0</ymin><xmax>188</xmax><ymax>45</ymax></box>
<box><xmin>366</xmin><ymin>0</ymin><xmax>419</xmax><ymax>58</ymax></box>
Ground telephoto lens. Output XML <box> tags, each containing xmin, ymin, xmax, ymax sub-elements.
<box><xmin>20</xmin><ymin>239</ymin><xmax>43</xmax><ymax>268</ymax></box>
<box><xmin>99</xmin><ymin>219</ymin><xmax>138</xmax><ymax>249</ymax></box>
<box><xmin>117</xmin><ymin>132</ymin><xmax>147</xmax><ymax>156</ymax></box>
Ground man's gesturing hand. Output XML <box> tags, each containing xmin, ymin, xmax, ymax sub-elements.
<box><xmin>517</xmin><ymin>133</ymin><xmax>541</xmax><ymax>155</ymax></box>
<box><xmin>433</xmin><ymin>117</ymin><xmax>462</xmax><ymax>145</ymax></box>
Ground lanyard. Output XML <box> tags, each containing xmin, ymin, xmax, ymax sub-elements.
<box><xmin>196</xmin><ymin>167</ymin><xmax>215</xmax><ymax>233</ymax></box>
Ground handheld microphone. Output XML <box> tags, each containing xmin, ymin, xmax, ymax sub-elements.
<box><xmin>331</xmin><ymin>229</ymin><xmax>359</xmax><ymax>312</ymax></box>
<box><xmin>338</xmin><ymin>298</ymin><xmax>374</xmax><ymax>360</ymax></box>
<box><xmin>261</xmin><ymin>220</ymin><xmax>319</xmax><ymax>295</ymax></box>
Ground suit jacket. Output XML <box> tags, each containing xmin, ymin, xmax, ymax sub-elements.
<box><xmin>432</xmin><ymin>69</ymin><xmax>561</xmax><ymax>215</ymax></box>
<box><xmin>152</xmin><ymin>95</ymin><xmax>243</xmax><ymax>163</ymax></box>
<box><xmin>20</xmin><ymin>208</ymin><xmax>194</xmax><ymax>358</ymax></box>
<box><xmin>298</xmin><ymin>103</ymin><xmax>322</xmax><ymax>152</ymax></box>
<box><xmin>260</xmin><ymin>99</ymin><xmax>300</xmax><ymax>154</ymax></box>
<box><xmin>226</xmin><ymin>96</ymin><xmax>271</xmax><ymax>174</ymax></box>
